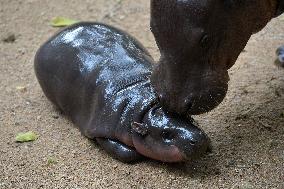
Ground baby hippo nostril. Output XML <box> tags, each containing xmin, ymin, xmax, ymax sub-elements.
<box><xmin>189</xmin><ymin>140</ymin><xmax>197</xmax><ymax>145</ymax></box>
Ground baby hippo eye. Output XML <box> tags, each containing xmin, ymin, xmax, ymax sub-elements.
<box><xmin>161</xmin><ymin>130</ymin><xmax>175</xmax><ymax>142</ymax></box>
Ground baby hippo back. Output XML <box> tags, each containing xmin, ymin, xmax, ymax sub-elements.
<box><xmin>34</xmin><ymin>23</ymin><xmax>156</xmax><ymax>139</ymax></box>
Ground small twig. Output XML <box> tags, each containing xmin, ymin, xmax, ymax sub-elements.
<box><xmin>259</xmin><ymin>120</ymin><xmax>273</xmax><ymax>130</ymax></box>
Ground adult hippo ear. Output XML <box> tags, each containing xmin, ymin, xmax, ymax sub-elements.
<box><xmin>275</xmin><ymin>0</ymin><xmax>284</xmax><ymax>17</ymax></box>
<box><xmin>131</xmin><ymin>122</ymin><xmax>149</xmax><ymax>136</ymax></box>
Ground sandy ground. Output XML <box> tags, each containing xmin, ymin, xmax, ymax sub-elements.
<box><xmin>0</xmin><ymin>0</ymin><xmax>283</xmax><ymax>188</ymax></box>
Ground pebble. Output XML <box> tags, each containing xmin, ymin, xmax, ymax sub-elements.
<box><xmin>16</xmin><ymin>86</ymin><xmax>27</xmax><ymax>93</ymax></box>
<box><xmin>2</xmin><ymin>33</ymin><xmax>16</xmax><ymax>43</ymax></box>
<box><xmin>52</xmin><ymin>115</ymin><xmax>59</xmax><ymax>119</ymax></box>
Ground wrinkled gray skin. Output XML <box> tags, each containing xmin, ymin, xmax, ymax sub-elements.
<box><xmin>34</xmin><ymin>22</ymin><xmax>210</xmax><ymax>163</ymax></box>
<box><xmin>150</xmin><ymin>0</ymin><xmax>284</xmax><ymax>115</ymax></box>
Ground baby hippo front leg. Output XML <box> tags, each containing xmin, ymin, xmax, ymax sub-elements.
<box><xmin>96</xmin><ymin>138</ymin><xmax>143</xmax><ymax>163</ymax></box>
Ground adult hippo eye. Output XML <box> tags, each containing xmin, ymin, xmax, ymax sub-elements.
<box><xmin>200</xmin><ymin>34</ymin><xmax>211</xmax><ymax>48</ymax></box>
<box><xmin>161</xmin><ymin>130</ymin><xmax>175</xmax><ymax>142</ymax></box>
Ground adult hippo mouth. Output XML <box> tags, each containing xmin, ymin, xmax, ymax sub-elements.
<box><xmin>150</xmin><ymin>0</ymin><xmax>284</xmax><ymax>115</ymax></box>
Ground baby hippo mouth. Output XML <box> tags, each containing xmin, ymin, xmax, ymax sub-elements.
<box><xmin>132</xmin><ymin>138</ymin><xmax>186</xmax><ymax>162</ymax></box>
<box><xmin>132</xmin><ymin>130</ymin><xmax>210</xmax><ymax>162</ymax></box>
<box><xmin>131</xmin><ymin>110</ymin><xmax>211</xmax><ymax>162</ymax></box>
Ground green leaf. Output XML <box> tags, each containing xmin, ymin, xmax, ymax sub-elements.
<box><xmin>47</xmin><ymin>157</ymin><xmax>57</xmax><ymax>165</ymax></box>
<box><xmin>50</xmin><ymin>17</ymin><xmax>78</xmax><ymax>27</ymax></box>
<box><xmin>15</xmin><ymin>131</ymin><xmax>38</xmax><ymax>142</ymax></box>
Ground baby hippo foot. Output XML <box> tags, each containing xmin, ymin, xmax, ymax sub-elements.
<box><xmin>276</xmin><ymin>45</ymin><xmax>284</xmax><ymax>67</ymax></box>
<box><xmin>96</xmin><ymin>138</ymin><xmax>144</xmax><ymax>163</ymax></box>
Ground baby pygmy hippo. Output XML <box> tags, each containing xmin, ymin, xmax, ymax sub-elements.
<box><xmin>34</xmin><ymin>22</ymin><xmax>210</xmax><ymax>163</ymax></box>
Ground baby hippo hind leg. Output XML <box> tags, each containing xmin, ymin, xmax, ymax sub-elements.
<box><xmin>96</xmin><ymin>138</ymin><xmax>144</xmax><ymax>163</ymax></box>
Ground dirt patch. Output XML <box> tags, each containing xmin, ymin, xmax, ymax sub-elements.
<box><xmin>0</xmin><ymin>0</ymin><xmax>283</xmax><ymax>188</ymax></box>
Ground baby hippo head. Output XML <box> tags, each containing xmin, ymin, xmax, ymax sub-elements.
<box><xmin>131</xmin><ymin>107</ymin><xmax>210</xmax><ymax>162</ymax></box>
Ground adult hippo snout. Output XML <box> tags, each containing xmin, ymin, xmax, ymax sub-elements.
<box><xmin>150</xmin><ymin>0</ymin><xmax>283</xmax><ymax>115</ymax></box>
<box><xmin>152</xmin><ymin>61</ymin><xmax>229</xmax><ymax>115</ymax></box>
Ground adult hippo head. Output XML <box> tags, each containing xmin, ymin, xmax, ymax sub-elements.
<box><xmin>150</xmin><ymin>0</ymin><xmax>284</xmax><ymax>115</ymax></box>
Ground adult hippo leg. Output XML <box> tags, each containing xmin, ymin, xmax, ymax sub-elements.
<box><xmin>96</xmin><ymin>138</ymin><xmax>143</xmax><ymax>163</ymax></box>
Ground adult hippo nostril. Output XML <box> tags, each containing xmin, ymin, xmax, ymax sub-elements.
<box><xmin>200</xmin><ymin>34</ymin><xmax>211</xmax><ymax>49</ymax></box>
<box><xmin>181</xmin><ymin>99</ymin><xmax>193</xmax><ymax>115</ymax></box>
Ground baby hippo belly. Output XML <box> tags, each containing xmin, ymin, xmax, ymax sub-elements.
<box><xmin>34</xmin><ymin>22</ymin><xmax>210</xmax><ymax>163</ymax></box>
<box><xmin>82</xmin><ymin>79</ymin><xmax>157</xmax><ymax>147</ymax></box>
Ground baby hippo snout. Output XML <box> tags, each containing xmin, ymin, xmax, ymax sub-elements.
<box><xmin>131</xmin><ymin>107</ymin><xmax>211</xmax><ymax>162</ymax></box>
<box><xmin>160</xmin><ymin>121</ymin><xmax>210</xmax><ymax>161</ymax></box>
<box><xmin>174</xmin><ymin>124</ymin><xmax>210</xmax><ymax>161</ymax></box>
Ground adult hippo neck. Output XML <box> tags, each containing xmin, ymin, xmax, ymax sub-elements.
<box><xmin>149</xmin><ymin>0</ymin><xmax>284</xmax><ymax>115</ymax></box>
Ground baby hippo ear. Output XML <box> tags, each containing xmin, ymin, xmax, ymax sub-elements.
<box><xmin>131</xmin><ymin>122</ymin><xmax>148</xmax><ymax>136</ymax></box>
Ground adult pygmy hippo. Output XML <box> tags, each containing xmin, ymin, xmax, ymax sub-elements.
<box><xmin>34</xmin><ymin>22</ymin><xmax>210</xmax><ymax>163</ymax></box>
<box><xmin>150</xmin><ymin>0</ymin><xmax>284</xmax><ymax>115</ymax></box>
